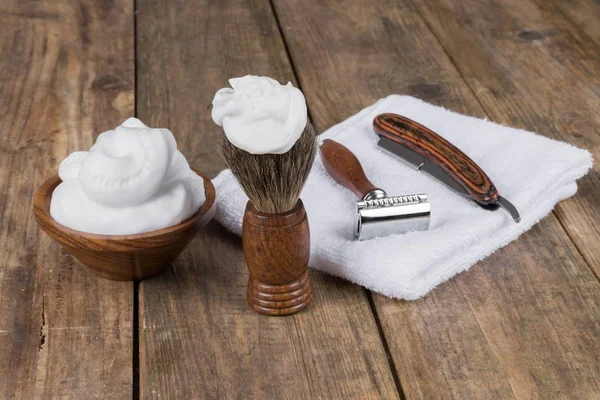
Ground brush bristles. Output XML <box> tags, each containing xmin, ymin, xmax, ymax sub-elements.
<box><xmin>220</xmin><ymin>123</ymin><xmax>318</xmax><ymax>214</ymax></box>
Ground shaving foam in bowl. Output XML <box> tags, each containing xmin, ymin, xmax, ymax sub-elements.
<box><xmin>49</xmin><ymin>118</ymin><xmax>206</xmax><ymax>235</ymax></box>
<box><xmin>33</xmin><ymin>169</ymin><xmax>216</xmax><ymax>281</ymax></box>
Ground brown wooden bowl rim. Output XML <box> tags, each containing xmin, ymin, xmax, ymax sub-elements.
<box><xmin>33</xmin><ymin>168</ymin><xmax>217</xmax><ymax>245</ymax></box>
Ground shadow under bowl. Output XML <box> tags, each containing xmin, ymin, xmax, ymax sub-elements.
<box><xmin>33</xmin><ymin>169</ymin><xmax>217</xmax><ymax>281</ymax></box>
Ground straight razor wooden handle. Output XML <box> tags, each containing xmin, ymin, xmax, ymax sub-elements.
<box><xmin>319</xmin><ymin>139</ymin><xmax>381</xmax><ymax>199</ymax></box>
<box><xmin>373</xmin><ymin>113</ymin><xmax>498</xmax><ymax>205</ymax></box>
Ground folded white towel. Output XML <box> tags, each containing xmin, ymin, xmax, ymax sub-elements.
<box><xmin>212</xmin><ymin>95</ymin><xmax>592</xmax><ymax>299</ymax></box>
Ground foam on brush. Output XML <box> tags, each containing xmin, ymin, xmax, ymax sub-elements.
<box><xmin>220</xmin><ymin>123</ymin><xmax>318</xmax><ymax>214</ymax></box>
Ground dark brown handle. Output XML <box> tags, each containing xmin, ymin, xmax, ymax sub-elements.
<box><xmin>243</xmin><ymin>200</ymin><xmax>312</xmax><ymax>316</ymax></box>
<box><xmin>319</xmin><ymin>139</ymin><xmax>381</xmax><ymax>199</ymax></box>
<box><xmin>373</xmin><ymin>113</ymin><xmax>498</xmax><ymax>205</ymax></box>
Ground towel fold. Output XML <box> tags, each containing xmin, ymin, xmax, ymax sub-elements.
<box><xmin>212</xmin><ymin>95</ymin><xmax>592</xmax><ymax>299</ymax></box>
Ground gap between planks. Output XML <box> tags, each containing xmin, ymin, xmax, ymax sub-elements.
<box><xmin>366</xmin><ymin>291</ymin><xmax>407</xmax><ymax>400</ymax></box>
<box><xmin>133</xmin><ymin>0</ymin><xmax>140</xmax><ymax>398</ymax></box>
<box><xmin>267</xmin><ymin>1</ymin><xmax>407</xmax><ymax>398</ymax></box>
<box><xmin>133</xmin><ymin>280</ymin><xmax>140</xmax><ymax>400</ymax></box>
<box><xmin>406</xmin><ymin>0</ymin><xmax>600</xmax><ymax>286</ymax></box>
<box><xmin>268</xmin><ymin>0</ymin><xmax>314</xmax><ymax>125</ymax></box>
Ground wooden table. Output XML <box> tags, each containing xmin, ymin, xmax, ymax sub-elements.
<box><xmin>1</xmin><ymin>0</ymin><xmax>599</xmax><ymax>398</ymax></box>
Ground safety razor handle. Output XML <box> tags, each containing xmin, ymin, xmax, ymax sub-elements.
<box><xmin>320</xmin><ymin>139</ymin><xmax>382</xmax><ymax>199</ymax></box>
<box><xmin>373</xmin><ymin>113</ymin><xmax>498</xmax><ymax>205</ymax></box>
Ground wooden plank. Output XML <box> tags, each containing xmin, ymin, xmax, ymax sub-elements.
<box><xmin>546</xmin><ymin>0</ymin><xmax>600</xmax><ymax>48</ymax></box>
<box><xmin>0</xmin><ymin>0</ymin><xmax>134</xmax><ymax>398</ymax></box>
<box><xmin>411</xmin><ymin>0</ymin><xmax>600</xmax><ymax>277</ymax></box>
<box><xmin>272</xmin><ymin>0</ymin><xmax>600</xmax><ymax>398</ymax></box>
<box><xmin>135</xmin><ymin>0</ymin><xmax>399</xmax><ymax>398</ymax></box>
<box><xmin>376</xmin><ymin>217</ymin><xmax>600</xmax><ymax>399</ymax></box>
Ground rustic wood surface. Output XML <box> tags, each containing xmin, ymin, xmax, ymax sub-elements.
<box><xmin>273</xmin><ymin>0</ymin><xmax>600</xmax><ymax>399</ymax></box>
<box><xmin>1</xmin><ymin>0</ymin><xmax>598</xmax><ymax>399</ymax></box>
<box><xmin>547</xmin><ymin>0</ymin><xmax>600</xmax><ymax>48</ymax></box>
<box><xmin>0</xmin><ymin>0</ymin><xmax>134</xmax><ymax>398</ymax></box>
<box><xmin>135</xmin><ymin>0</ymin><xmax>398</xmax><ymax>399</ymax></box>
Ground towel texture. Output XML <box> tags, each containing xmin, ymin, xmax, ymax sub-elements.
<box><xmin>213</xmin><ymin>95</ymin><xmax>592</xmax><ymax>299</ymax></box>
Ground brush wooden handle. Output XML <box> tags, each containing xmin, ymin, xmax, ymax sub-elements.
<box><xmin>373</xmin><ymin>113</ymin><xmax>498</xmax><ymax>204</ymax></box>
<box><xmin>320</xmin><ymin>139</ymin><xmax>382</xmax><ymax>199</ymax></box>
<box><xmin>243</xmin><ymin>200</ymin><xmax>312</xmax><ymax>316</ymax></box>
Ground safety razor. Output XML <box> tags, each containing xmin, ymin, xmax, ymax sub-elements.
<box><xmin>320</xmin><ymin>139</ymin><xmax>431</xmax><ymax>240</ymax></box>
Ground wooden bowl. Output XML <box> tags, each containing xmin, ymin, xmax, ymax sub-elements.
<box><xmin>33</xmin><ymin>170</ymin><xmax>216</xmax><ymax>281</ymax></box>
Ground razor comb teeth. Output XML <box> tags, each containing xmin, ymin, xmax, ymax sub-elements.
<box><xmin>359</xmin><ymin>194</ymin><xmax>428</xmax><ymax>209</ymax></box>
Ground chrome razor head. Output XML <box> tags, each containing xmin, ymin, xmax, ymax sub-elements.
<box><xmin>355</xmin><ymin>194</ymin><xmax>431</xmax><ymax>240</ymax></box>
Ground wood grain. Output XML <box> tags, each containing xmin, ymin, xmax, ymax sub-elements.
<box><xmin>412</xmin><ymin>0</ymin><xmax>600</xmax><ymax>277</ymax></box>
<box><xmin>3</xmin><ymin>0</ymin><xmax>598</xmax><ymax>397</ymax></box>
<box><xmin>272</xmin><ymin>0</ymin><xmax>600</xmax><ymax>398</ymax></box>
<box><xmin>136</xmin><ymin>0</ymin><xmax>398</xmax><ymax>398</ymax></box>
<box><xmin>373</xmin><ymin>113</ymin><xmax>498</xmax><ymax>205</ymax></box>
<box><xmin>376</xmin><ymin>216</ymin><xmax>600</xmax><ymax>399</ymax></box>
<box><xmin>546</xmin><ymin>0</ymin><xmax>600</xmax><ymax>48</ymax></box>
<box><xmin>33</xmin><ymin>171</ymin><xmax>216</xmax><ymax>281</ymax></box>
<box><xmin>320</xmin><ymin>139</ymin><xmax>381</xmax><ymax>199</ymax></box>
<box><xmin>0</xmin><ymin>0</ymin><xmax>134</xmax><ymax>397</ymax></box>
<box><xmin>243</xmin><ymin>200</ymin><xmax>312</xmax><ymax>315</ymax></box>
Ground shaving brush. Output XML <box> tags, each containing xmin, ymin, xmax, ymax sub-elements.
<box><xmin>213</xmin><ymin>75</ymin><xmax>317</xmax><ymax>315</ymax></box>
<box><xmin>220</xmin><ymin>123</ymin><xmax>317</xmax><ymax>315</ymax></box>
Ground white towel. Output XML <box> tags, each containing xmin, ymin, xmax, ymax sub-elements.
<box><xmin>212</xmin><ymin>95</ymin><xmax>592</xmax><ymax>299</ymax></box>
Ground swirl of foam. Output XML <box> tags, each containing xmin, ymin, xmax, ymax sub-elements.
<box><xmin>211</xmin><ymin>75</ymin><xmax>307</xmax><ymax>154</ymax></box>
<box><xmin>78</xmin><ymin>118</ymin><xmax>176</xmax><ymax>206</ymax></box>
<box><xmin>50</xmin><ymin>118</ymin><xmax>205</xmax><ymax>235</ymax></box>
